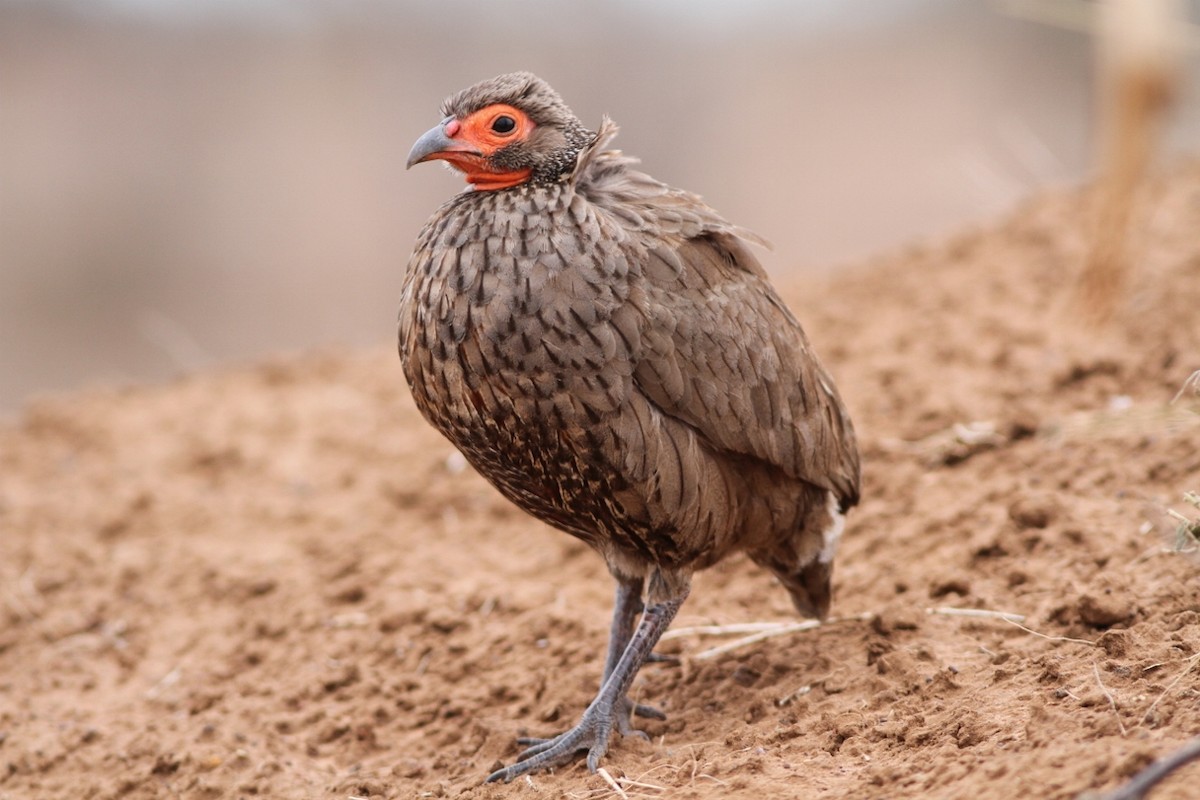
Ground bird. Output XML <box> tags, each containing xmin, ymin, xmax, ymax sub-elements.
<box><xmin>399</xmin><ymin>72</ymin><xmax>860</xmax><ymax>783</ymax></box>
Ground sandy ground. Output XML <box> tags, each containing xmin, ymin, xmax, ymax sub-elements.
<box><xmin>2</xmin><ymin>166</ymin><xmax>1200</xmax><ymax>800</ymax></box>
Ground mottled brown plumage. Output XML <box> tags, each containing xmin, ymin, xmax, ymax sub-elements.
<box><xmin>399</xmin><ymin>72</ymin><xmax>860</xmax><ymax>782</ymax></box>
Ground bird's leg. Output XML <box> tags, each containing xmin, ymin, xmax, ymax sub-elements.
<box><xmin>517</xmin><ymin>575</ymin><xmax>667</xmax><ymax>751</ymax></box>
<box><xmin>601</xmin><ymin>574</ymin><xmax>643</xmax><ymax>680</ymax></box>
<box><xmin>485</xmin><ymin>574</ymin><xmax>690</xmax><ymax>783</ymax></box>
<box><xmin>600</xmin><ymin>575</ymin><xmax>667</xmax><ymax>729</ymax></box>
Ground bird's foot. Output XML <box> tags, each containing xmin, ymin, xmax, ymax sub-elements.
<box><xmin>484</xmin><ymin>695</ymin><xmax>660</xmax><ymax>783</ymax></box>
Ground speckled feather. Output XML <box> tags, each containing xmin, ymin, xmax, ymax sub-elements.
<box><xmin>399</xmin><ymin>75</ymin><xmax>860</xmax><ymax>614</ymax></box>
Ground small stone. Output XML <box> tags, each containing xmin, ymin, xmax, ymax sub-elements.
<box><xmin>1097</xmin><ymin>630</ymin><xmax>1129</xmax><ymax>657</ymax></box>
<box><xmin>871</xmin><ymin>608</ymin><xmax>922</xmax><ymax>635</ymax></box>
<box><xmin>247</xmin><ymin>578</ymin><xmax>277</xmax><ymax>597</ymax></box>
<box><xmin>151</xmin><ymin>753</ymin><xmax>181</xmax><ymax>775</ymax></box>
<box><xmin>731</xmin><ymin>665</ymin><xmax>760</xmax><ymax>687</ymax></box>
<box><xmin>929</xmin><ymin>578</ymin><xmax>971</xmax><ymax>598</ymax></box>
<box><xmin>823</xmin><ymin>674</ymin><xmax>850</xmax><ymax>694</ymax></box>
<box><xmin>1078</xmin><ymin>593</ymin><xmax>1133</xmax><ymax>628</ymax></box>
<box><xmin>1008</xmin><ymin>493</ymin><xmax>1058</xmax><ymax>530</ymax></box>
<box><xmin>331</xmin><ymin>585</ymin><xmax>366</xmax><ymax>604</ymax></box>
<box><xmin>954</xmin><ymin>713</ymin><xmax>987</xmax><ymax>748</ymax></box>
<box><xmin>874</xmin><ymin>650</ymin><xmax>919</xmax><ymax>683</ymax></box>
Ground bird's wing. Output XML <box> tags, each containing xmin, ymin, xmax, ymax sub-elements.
<box><xmin>574</xmin><ymin>136</ymin><xmax>859</xmax><ymax>510</ymax></box>
<box><xmin>630</xmin><ymin>229</ymin><xmax>860</xmax><ymax>511</ymax></box>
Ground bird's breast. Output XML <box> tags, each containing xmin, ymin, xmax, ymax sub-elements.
<box><xmin>398</xmin><ymin>188</ymin><xmax>638</xmax><ymax>466</ymax></box>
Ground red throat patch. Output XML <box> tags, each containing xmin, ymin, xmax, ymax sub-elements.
<box><xmin>465</xmin><ymin>168</ymin><xmax>533</xmax><ymax>191</ymax></box>
<box><xmin>436</xmin><ymin>152</ymin><xmax>532</xmax><ymax>191</ymax></box>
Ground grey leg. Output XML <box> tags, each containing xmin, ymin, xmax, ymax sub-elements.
<box><xmin>600</xmin><ymin>576</ymin><xmax>668</xmax><ymax>728</ymax></box>
<box><xmin>485</xmin><ymin>578</ymin><xmax>689</xmax><ymax>783</ymax></box>
<box><xmin>602</xmin><ymin>574</ymin><xmax>644</xmax><ymax>682</ymax></box>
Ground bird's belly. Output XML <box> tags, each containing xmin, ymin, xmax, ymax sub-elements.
<box><xmin>402</xmin><ymin>300</ymin><xmax>628</xmax><ymax>547</ymax></box>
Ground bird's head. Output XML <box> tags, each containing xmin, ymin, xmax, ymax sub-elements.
<box><xmin>406</xmin><ymin>72</ymin><xmax>595</xmax><ymax>191</ymax></box>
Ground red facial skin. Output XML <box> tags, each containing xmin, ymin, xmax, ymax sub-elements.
<box><xmin>431</xmin><ymin>104</ymin><xmax>535</xmax><ymax>191</ymax></box>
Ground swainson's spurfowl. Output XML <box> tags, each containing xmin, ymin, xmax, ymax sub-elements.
<box><xmin>399</xmin><ymin>72</ymin><xmax>860</xmax><ymax>783</ymax></box>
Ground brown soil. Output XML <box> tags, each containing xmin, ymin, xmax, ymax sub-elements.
<box><xmin>3</xmin><ymin>166</ymin><xmax>1200</xmax><ymax>800</ymax></box>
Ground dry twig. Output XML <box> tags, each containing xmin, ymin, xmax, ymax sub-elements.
<box><xmin>1171</xmin><ymin>369</ymin><xmax>1200</xmax><ymax>405</ymax></box>
<box><xmin>879</xmin><ymin>420</ymin><xmax>1005</xmax><ymax>466</ymax></box>
<box><xmin>1140</xmin><ymin>651</ymin><xmax>1200</xmax><ymax>725</ymax></box>
<box><xmin>1165</xmin><ymin>492</ymin><xmax>1200</xmax><ymax>552</ymax></box>
<box><xmin>668</xmin><ymin>613</ymin><xmax>871</xmax><ymax>661</ymax></box>
<box><xmin>619</xmin><ymin>776</ymin><xmax>667</xmax><ymax>794</ymax></box>
<box><xmin>1001</xmin><ymin>618</ymin><xmax>1096</xmax><ymax>646</ymax></box>
<box><xmin>927</xmin><ymin>606</ymin><xmax>1026</xmax><ymax>623</ymax></box>
<box><xmin>929</xmin><ymin>605</ymin><xmax>1095</xmax><ymax>645</ymax></box>
<box><xmin>596</xmin><ymin>768</ymin><xmax>629</xmax><ymax>800</ymax></box>
<box><xmin>663</xmin><ymin>621</ymin><xmax>804</xmax><ymax>639</ymax></box>
<box><xmin>1090</xmin><ymin>736</ymin><xmax>1200</xmax><ymax>800</ymax></box>
<box><xmin>1093</xmin><ymin>661</ymin><xmax>1128</xmax><ymax>736</ymax></box>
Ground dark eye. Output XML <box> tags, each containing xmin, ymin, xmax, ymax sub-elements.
<box><xmin>491</xmin><ymin>115</ymin><xmax>517</xmax><ymax>135</ymax></box>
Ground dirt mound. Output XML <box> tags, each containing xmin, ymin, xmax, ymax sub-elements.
<box><xmin>2</xmin><ymin>166</ymin><xmax>1199</xmax><ymax>799</ymax></box>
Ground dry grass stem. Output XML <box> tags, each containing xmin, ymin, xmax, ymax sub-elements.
<box><xmin>932</xmin><ymin>605</ymin><xmax>1096</xmax><ymax>645</ymax></box>
<box><xmin>1045</xmin><ymin>404</ymin><xmax>1200</xmax><ymax>442</ymax></box>
<box><xmin>682</xmin><ymin>613</ymin><xmax>871</xmax><ymax>660</ymax></box>
<box><xmin>931</xmin><ymin>606</ymin><xmax>1099</xmax><ymax>642</ymax></box>
<box><xmin>692</xmin><ymin>623</ymin><xmax>817</xmax><ymax>660</ymax></box>
<box><xmin>1000</xmin><ymin>617</ymin><xmax>1096</xmax><ymax>646</ymax></box>
<box><xmin>927</xmin><ymin>606</ymin><xmax>1027</xmax><ymax>623</ymax></box>
<box><xmin>663</xmin><ymin>622</ymin><xmax>802</xmax><ymax>640</ymax></box>
<box><xmin>775</xmin><ymin>684</ymin><xmax>813</xmax><ymax>707</ymax></box>
<box><xmin>879</xmin><ymin>420</ymin><xmax>1003</xmax><ymax>466</ymax></box>
<box><xmin>597</xmin><ymin>768</ymin><xmax>630</xmax><ymax>800</ymax></box>
<box><xmin>620</xmin><ymin>777</ymin><xmax>667</xmax><ymax>793</ymax></box>
<box><xmin>1093</xmin><ymin>661</ymin><xmax>1128</xmax><ymax>736</ymax></box>
<box><xmin>1172</xmin><ymin>370</ymin><xmax>1200</xmax><ymax>404</ymax></box>
<box><xmin>144</xmin><ymin>666</ymin><xmax>183</xmax><ymax>700</ymax></box>
<box><xmin>1166</xmin><ymin>492</ymin><xmax>1200</xmax><ymax>552</ymax></box>
<box><xmin>1140</xmin><ymin>651</ymin><xmax>1200</xmax><ymax>725</ymax></box>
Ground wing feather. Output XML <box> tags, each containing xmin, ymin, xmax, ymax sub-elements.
<box><xmin>572</xmin><ymin>124</ymin><xmax>861</xmax><ymax>511</ymax></box>
<box><xmin>635</xmin><ymin>232</ymin><xmax>860</xmax><ymax>508</ymax></box>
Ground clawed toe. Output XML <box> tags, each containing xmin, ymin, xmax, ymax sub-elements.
<box><xmin>515</xmin><ymin>735</ymin><xmax>554</xmax><ymax>748</ymax></box>
<box><xmin>615</xmin><ymin>697</ymin><xmax>658</xmax><ymax>738</ymax></box>
<box><xmin>615</xmin><ymin>720</ymin><xmax>650</xmax><ymax>741</ymax></box>
<box><xmin>632</xmin><ymin>702</ymin><xmax>666</xmax><ymax>720</ymax></box>
<box><xmin>513</xmin><ymin>734</ymin><xmax>564</xmax><ymax>762</ymax></box>
<box><xmin>485</xmin><ymin>715</ymin><xmax>611</xmax><ymax>783</ymax></box>
<box><xmin>645</xmin><ymin>651</ymin><xmax>681</xmax><ymax>666</ymax></box>
<box><xmin>486</xmin><ymin>692</ymin><xmax>668</xmax><ymax>783</ymax></box>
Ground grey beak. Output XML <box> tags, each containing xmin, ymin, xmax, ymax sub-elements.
<box><xmin>406</xmin><ymin>117</ymin><xmax>473</xmax><ymax>169</ymax></box>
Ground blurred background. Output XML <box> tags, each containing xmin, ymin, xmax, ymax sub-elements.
<box><xmin>2</xmin><ymin>0</ymin><xmax>1199</xmax><ymax>413</ymax></box>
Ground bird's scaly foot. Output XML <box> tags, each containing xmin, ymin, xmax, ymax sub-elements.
<box><xmin>486</xmin><ymin>693</ymin><xmax>655</xmax><ymax>783</ymax></box>
<box><xmin>515</xmin><ymin>694</ymin><xmax>664</xmax><ymax>750</ymax></box>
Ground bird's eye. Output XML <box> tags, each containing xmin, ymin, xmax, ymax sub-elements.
<box><xmin>491</xmin><ymin>115</ymin><xmax>517</xmax><ymax>135</ymax></box>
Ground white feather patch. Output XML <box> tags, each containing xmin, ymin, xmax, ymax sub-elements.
<box><xmin>819</xmin><ymin>491</ymin><xmax>845</xmax><ymax>565</ymax></box>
